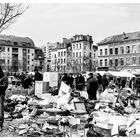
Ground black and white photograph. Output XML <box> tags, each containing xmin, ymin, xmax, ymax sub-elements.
<box><xmin>0</xmin><ymin>0</ymin><xmax>140</xmax><ymax>137</ymax></box>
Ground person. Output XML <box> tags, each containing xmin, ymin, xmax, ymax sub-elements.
<box><xmin>77</xmin><ymin>74</ymin><xmax>85</xmax><ymax>91</ymax></box>
<box><xmin>23</xmin><ymin>74</ymin><xmax>32</xmax><ymax>89</ymax></box>
<box><xmin>87</xmin><ymin>73</ymin><xmax>98</xmax><ymax>100</ymax></box>
<box><xmin>102</xmin><ymin>74</ymin><xmax>109</xmax><ymax>91</ymax></box>
<box><xmin>67</xmin><ymin>73</ymin><xmax>74</xmax><ymax>88</ymax></box>
<box><xmin>97</xmin><ymin>73</ymin><xmax>103</xmax><ymax>94</ymax></box>
<box><xmin>134</xmin><ymin>77</ymin><xmax>140</xmax><ymax>95</ymax></box>
<box><xmin>121</xmin><ymin>78</ymin><xmax>126</xmax><ymax>89</ymax></box>
<box><xmin>0</xmin><ymin>66</ymin><xmax>8</xmax><ymax>131</ymax></box>
<box><xmin>61</xmin><ymin>73</ymin><xmax>69</xmax><ymax>85</ymax></box>
<box><xmin>75</xmin><ymin>74</ymin><xmax>80</xmax><ymax>90</ymax></box>
<box><xmin>34</xmin><ymin>68</ymin><xmax>43</xmax><ymax>81</ymax></box>
<box><xmin>129</xmin><ymin>77</ymin><xmax>135</xmax><ymax>90</ymax></box>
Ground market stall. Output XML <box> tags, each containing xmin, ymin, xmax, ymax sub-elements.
<box><xmin>4</xmin><ymin>81</ymin><xmax>140</xmax><ymax>137</ymax></box>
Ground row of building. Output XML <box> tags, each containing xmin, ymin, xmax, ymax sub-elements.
<box><xmin>43</xmin><ymin>31</ymin><xmax>140</xmax><ymax>73</ymax></box>
<box><xmin>42</xmin><ymin>35</ymin><xmax>98</xmax><ymax>73</ymax></box>
<box><xmin>0</xmin><ymin>35</ymin><xmax>44</xmax><ymax>72</ymax></box>
<box><xmin>1</xmin><ymin>31</ymin><xmax>140</xmax><ymax>73</ymax></box>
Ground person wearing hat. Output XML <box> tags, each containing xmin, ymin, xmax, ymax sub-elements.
<box><xmin>87</xmin><ymin>73</ymin><xmax>98</xmax><ymax>100</ymax></box>
<box><xmin>34</xmin><ymin>68</ymin><xmax>43</xmax><ymax>81</ymax></box>
<box><xmin>0</xmin><ymin>66</ymin><xmax>8</xmax><ymax>131</ymax></box>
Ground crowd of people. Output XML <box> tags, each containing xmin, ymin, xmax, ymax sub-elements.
<box><xmin>5</xmin><ymin>68</ymin><xmax>43</xmax><ymax>89</ymax></box>
<box><xmin>60</xmin><ymin>72</ymin><xmax>140</xmax><ymax>101</ymax></box>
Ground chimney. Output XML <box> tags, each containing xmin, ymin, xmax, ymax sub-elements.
<box><xmin>63</xmin><ymin>38</ymin><xmax>67</xmax><ymax>43</ymax></box>
<box><xmin>123</xmin><ymin>32</ymin><xmax>126</xmax><ymax>36</ymax></box>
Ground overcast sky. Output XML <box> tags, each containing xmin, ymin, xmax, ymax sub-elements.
<box><xmin>3</xmin><ymin>2</ymin><xmax>140</xmax><ymax>46</ymax></box>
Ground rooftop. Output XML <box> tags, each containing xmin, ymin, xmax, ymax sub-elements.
<box><xmin>98</xmin><ymin>31</ymin><xmax>140</xmax><ymax>45</ymax></box>
<box><xmin>0</xmin><ymin>34</ymin><xmax>35</xmax><ymax>48</ymax></box>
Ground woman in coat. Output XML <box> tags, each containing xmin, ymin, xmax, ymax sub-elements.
<box><xmin>0</xmin><ymin>66</ymin><xmax>8</xmax><ymax>131</ymax></box>
<box><xmin>87</xmin><ymin>73</ymin><xmax>98</xmax><ymax>100</ymax></box>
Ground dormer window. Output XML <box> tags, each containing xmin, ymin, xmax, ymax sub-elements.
<box><xmin>14</xmin><ymin>42</ymin><xmax>18</xmax><ymax>45</ymax></box>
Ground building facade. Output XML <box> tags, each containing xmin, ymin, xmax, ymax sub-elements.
<box><xmin>34</xmin><ymin>47</ymin><xmax>44</xmax><ymax>71</ymax></box>
<box><xmin>0</xmin><ymin>35</ymin><xmax>35</xmax><ymax>72</ymax></box>
<box><xmin>97</xmin><ymin>31</ymin><xmax>140</xmax><ymax>71</ymax></box>
<box><xmin>42</xmin><ymin>42</ymin><xmax>57</xmax><ymax>72</ymax></box>
<box><xmin>50</xmin><ymin>35</ymin><xmax>95</xmax><ymax>73</ymax></box>
<box><xmin>71</xmin><ymin>35</ymin><xmax>94</xmax><ymax>73</ymax></box>
<box><xmin>51</xmin><ymin>40</ymin><xmax>67</xmax><ymax>73</ymax></box>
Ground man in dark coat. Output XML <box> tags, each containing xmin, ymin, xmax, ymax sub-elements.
<box><xmin>34</xmin><ymin>69</ymin><xmax>43</xmax><ymax>81</ymax></box>
<box><xmin>87</xmin><ymin>73</ymin><xmax>98</xmax><ymax>100</ymax></box>
<box><xmin>0</xmin><ymin>66</ymin><xmax>8</xmax><ymax>131</ymax></box>
<box><xmin>77</xmin><ymin>74</ymin><xmax>85</xmax><ymax>91</ymax></box>
<box><xmin>61</xmin><ymin>73</ymin><xmax>69</xmax><ymax>85</ymax></box>
<box><xmin>67</xmin><ymin>73</ymin><xmax>74</xmax><ymax>88</ymax></box>
<box><xmin>102</xmin><ymin>74</ymin><xmax>109</xmax><ymax>91</ymax></box>
<box><xmin>134</xmin><ymin>77</ymin><xmax>140</xmax><ymax>95</ymax></box>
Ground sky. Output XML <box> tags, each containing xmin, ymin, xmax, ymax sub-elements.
<box><xmin>3</xmin><ymin>1</ymin><xmax>140</xmax><ymax>47</ymax></box>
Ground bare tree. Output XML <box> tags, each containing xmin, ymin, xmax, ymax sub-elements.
<box><xmin>0</xmin><ymin>3</ymin><xmax>29</xmax><ymax>33</ymax></box>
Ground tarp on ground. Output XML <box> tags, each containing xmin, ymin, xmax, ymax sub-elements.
<box><xmin>107</xmin><ymin>71</ymin><xmax>135</xmax><ymax>78</ymax></box>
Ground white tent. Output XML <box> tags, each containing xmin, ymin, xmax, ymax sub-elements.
<box><xmin>96</xmin><ymin>71</ymin><xmax>107</xmax><ymax>76</ymax></box>
<box><xmin>107</xmin><ymin>71</ymin><xmax>135</xmax><ymax>78</ymax></box>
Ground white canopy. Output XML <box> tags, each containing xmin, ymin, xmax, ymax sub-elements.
<box><xmin>28</xmin><ymin>72</ymin><xmax>35</xmax><ymax>75</ymax></box>
<box><xmin>95</xmin><ymin>71</ymin><xmax>107</xmax><ymax>76</ymax></box>
<box><xmin>107</xmin><ymin>71</ymin><xmax>135</xmax><ymax>78</ymax></box>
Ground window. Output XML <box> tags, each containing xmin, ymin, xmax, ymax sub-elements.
<box><xmin>126</xmin><ymin>46</ymin><xmax>130</xmax><ymax>53</ymax></box>
<box><xmin>12</xmin><ymin>48</ymin><xmax>18</xmax><ymax>53</ymax></box>
<box><xmin>126</xmin><ymin>57</ymin><xmax>130</xmax><ymax>65</ymax></box>
<box><xmin>61</xmin><ymin>52</ymin><xmax>63</xmax><ymax>57</ymax></box>
<box><xmin>89</xmin><ymin>52</ymin><xmax>92</xmax><ymax>58</ymax></box>
<box><xmin>100</xmin><ymin>60</ymin><xmax>103</xmax><ymax>66</ymax></box>
<box><xmin>80</xmin><ymin>44</ymin><xmax>81</xmax><ymax>49</ymax></box>
<box><xmin>7</xmin><ymin>48</ymin><xmax>10</xmax><ymax>52</ymax></box>
<box><xmin>73</xmin><ymin>44</ymin><xmax>75</xmax><ymax>50</ymax></box>
<box><xmin>115</xmin><ymin>59</ymin><xmax>118</xmax><ymax>66</ymax></box>
<box><xmin>115</xmin><ymin>48</ymin><xmax>118</xmax><ymax>55</ymax></box>
<box><xmin>76</xmin><ymin>52</ymin><xmax>78</xmax><ymax>57</ymax></box>
<box><xmin>58</xmin><ymin>59</ymin><xmax>60</xmax><ymax>63</ymax></box>
<box><xmin>79</xmin><ymin>52</ymin><xmax>81</xmax><ymax>57</ymax></box>
<box><xmin>109</xmin><ymin>48</ymin><xmax>113</xmax><ymax>55</ymax></box>
<box><xmin>64</xmin><ymin>58</ymin><xmax>66</xmax><ymax>63</ymax></box>
<box><xmin>64</xmin><ymin>51</ymin><xmax>66</xmax><ymax>56</ymax></box>
<box><xmin>79</xmin><ymin>59</ymin><xmax>81</xmax><ymax>64</ymax></box>
<box><xmin>132</xmin><ymin>45</ymin><xmax>137</xmax><ymax>53</ymax></box>
<box><xmin>94</xmin><ymin>54</ymin><xmax>96</xmax><ymax>58</ymax></box>
<box><xmin>90</xmin><ymin>45</ymin><xmax>91</xmax><ymax>50</ymax></box>
<box><xmin>77</xmin><ymin>44</ymin><xmax>78</xmax><ymax>49</ymax></box>
<box><xmin>120</xmin><ymin>58</ymin><xmax>124</xmax><ymax>65</ymax></box>
<box><xmin>120</xmin><ymin>47</ymin><xmax>124</xmax><ymax>54</ymax></box>
<box><xmin>105</xmin><ymin>49</ymin><xmax>107</xmax><ymax>55</ymax></box>
<box><xmin>28</xmin><ymin>55</ymin><xmax>30</xmax><ymax>59</ymax></box>
<box><xmin>28</xmin><ymin>49</ymin><xmax>30</xmax><ymax>53</ymax></box>
<box><xmin>100</xmin><ymin>49</ymin><xmax>103</xmax><ymax>55</ymax></box>
<box><xmin>132</xmin><ymin>57</ymin><xmax>136</xmax><ymax>64</ymax></box>
<box><xmin>61</xmin><ymin>59</ymin><xmax>63</xmax><ymax>64</ymax></box>
<box><xmin>28</xmin><ymin>61</ymin><xmax>30</xmax><ymax>65</ymax></box>
<box><xmin>139</xmin><ymin>57</ymin><xmax>140</xmax><ymax>64</ymax></box>
<box><xmin>73</xmin><ymin>52</ymin><xmax>75</xmax><ymax>57</ymax></box>
<box><xmin>8</xmin><ymin>60</ymin><xmax>9</xmax><ymax>64</ymax></box>
<box><xmin>58</xmin><ymin>52</ymin><xmax>60</xmax><ymax>57</ymax></box>
<box><xmin>105</xmin><ymin>59</ymin><xmax>107</xmax><ymax>66</ymax></box>
<box><xmin>14</xmin><ymin>42</ymin><xmax>18</xmax><ymax>45</ymax></box>
<box><xmin>109</xmin><ymin>59</ymin><xmax>113</xmax><ymax>67</ymax></box>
